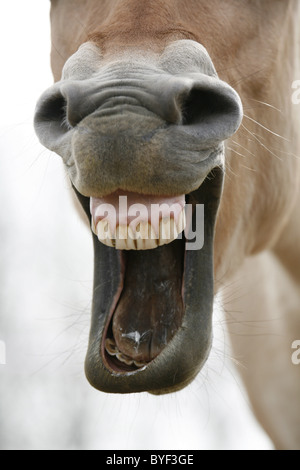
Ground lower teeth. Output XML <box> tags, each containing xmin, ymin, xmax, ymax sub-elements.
<box><xmin>105</xmin><ymin>338</ymin><xmax>146</xmax><ymax>368</ymax></box>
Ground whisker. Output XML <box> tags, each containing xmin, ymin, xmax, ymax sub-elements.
<box><xmin>246</xmin><ymin>98</ymin><xmax>283</xmax><ymax>114</ymax></box>
<box><xmin>73</xmin><ymin>15</ymin><xmax>90</xmax><ymax>40</ymax></box>
<box><xmin>241</xmin><ymin>123</ymin><xmax>283</xmax><ymax>161</ymax></box>
<box><xmin>243</xmin><ymin>114</ymin><xmax>290</xmax><ymax>142</ymax></box>
<box><xmin>224</xmin><ymin>161</ymin><xmax>239</xmax><ymax>180</ymax></box>
<box><xmin>231</xmin><ymin>66</ymin><xmax>268</xmax><ymax>87</ymax></box>
<box><xmin>229</xmin><ymin>140</ymin><xmax>257</xmax><ymax>158</ymax></box>
<box><xmin>258</xmin><ymin>144</ymin><xmax>300</xmax><ymax>160</ymax></box>
<box><xmin>240</xmin><ymin>164</ymin><xmax>257</xmax><ymax>173</ymax></box>
<box><xmin>226</xmin><ymin>146</ymin><xmax>259</xmax><ymax>173</ymax></box>
<box><xmin>226</xmin><ymin>146</ymin><xmax>247</xmax><ymax>159</ymax></box>
<box><xmin>51</xmin><ymin>41</ymin><xmax>68</xmax><ymax>63</ymax></box>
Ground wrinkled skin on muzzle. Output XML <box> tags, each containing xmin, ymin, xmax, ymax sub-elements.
<box><xmin>34</xmin><ymin>40</ymin><xmax>243</xmax><ymax>394</ymax></box>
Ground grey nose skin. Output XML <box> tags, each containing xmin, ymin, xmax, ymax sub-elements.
<box><xmin>34</xmin><ymin>40</ymin><xmax>243</xmax><ymax>198</ymax></box>
<box><xmin>35</xmin><ymin>67</ymin><xmax>242</xmax><ymax>150</ymax></box>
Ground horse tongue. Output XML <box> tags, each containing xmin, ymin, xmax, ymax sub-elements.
<box><xmin>112</xmin><ymin>238</ymin><xmax>185</xmax><ymax>364</ymax></box>
<box><xmin>90</xmin><ymin>191</ymin><xmax>186</xmax><ymax>250</ymax></box>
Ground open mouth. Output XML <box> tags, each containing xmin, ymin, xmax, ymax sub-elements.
<box><xmin>75</xmin><ymin>165</ymin><xmax>224</xmax><ymax>393</ymax></box>
<box><xmin>101</xmin><ymin>211</ymin><xmax>186</xmax><ymax>374</ymax></box>
<box><xmin>102</xmin><ymin>235</ymin><xmax>185</xmax><ymax>372</ymax></box>
<box><xmin>89</xmin><ymin>190</ymin><xmax>188</xmax><ymax>373</ymax></box>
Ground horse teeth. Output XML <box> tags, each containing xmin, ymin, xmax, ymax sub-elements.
<box><xmin>116</xmin><ymin>352</ymin><xmax>134</xmax><ymax>366</ymax></box>
<box><xmin>134</xmin><ymin>360</ymin><xmax>147</xmax><ymax>367</ymax></box>
<box><xmin>177</xmin><ymin>208</ymin><xmax>186</xmax><ymax>234</ymax></box>
<box><xmin>105</xmin><ymin>338</ymin><xmax>146</xmax><ymax>368</ymax></box>
<box><xmin>158</xmin><ymin>217</ymin><xmax>178</xmax><ymax>246</ymax></box>
<box><xmin>93</xmin><ymin>207</ymin><xmax>186</xmax><ymax>250</ymax></box>
<box><xmin>105</xmin><ymin>338</ymin><xmax>118</xmax><ymax>356</ymax></box>
<box><xmin>91</xmin><ymin>218</ymin><xmax>97</xmax><ymax>234</ymax></box>
<box><xmin>96</xmin><ymin>220</ymin><xmax>115</xmax><ymax>247</ymax></box>
<box><xmin>135</xmin><ymin>222</ymin><xmax>158</xmax><ymax>250</ymax></box>
<box><xmin>115</xmin><ymin>225</ymin><xmax>129</xmax><ymax>250</ymax></box>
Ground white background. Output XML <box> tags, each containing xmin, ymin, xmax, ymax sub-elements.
<box><xmin>0</xmin><ymin>1</ymin><xmax>273</xmax><ymax>450</ymax></box>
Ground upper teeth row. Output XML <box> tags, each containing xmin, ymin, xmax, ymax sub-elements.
<box><xmin>92</xmin><ymin>208</ymin><xmax>186</xmax><ymax>250</ymax></box>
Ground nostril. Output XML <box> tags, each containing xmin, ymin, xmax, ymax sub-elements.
<box><xmin>34</xmin><ymin>86</ymin><xmax>76</xmax><ymax>151</ymax></box>
<box><xmin>50</xmin><ymin>94</ymin><xmax>72</xmax><ymax>130</ymax></box>
<box><xmin>35</xmin><ymin>83</ymin><xmax>90</xmax><ymax>137</ymax></box>
<box><xmin>182</xmin><ymin>88</ymin><xmax>237</xmax><ymax>125</ymax></box>
<box><xmin>180</xmin><ymin>82</ymin><xmax>242</xmax><ymax>142</ymax></box>
<box><xmin>35</xmin><ymin>90</ymin><xmax>70</xmax><ymax>132</ymax></box>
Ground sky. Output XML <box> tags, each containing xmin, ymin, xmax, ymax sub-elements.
<box><xmin>0</xmin><ymin>1</ymin><xmax>273</xmax><ymax>450</ymax></box>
